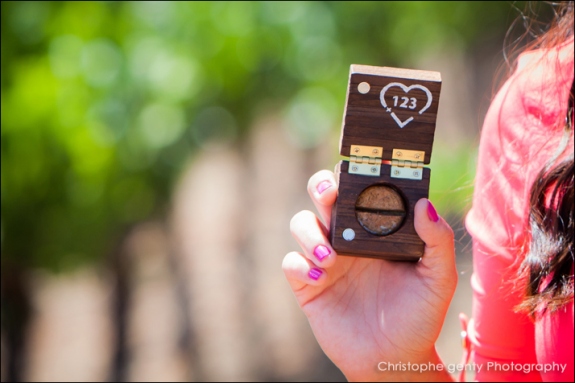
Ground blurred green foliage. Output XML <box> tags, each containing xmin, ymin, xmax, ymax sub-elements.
<box><xmin>1</xmin><ymin>1</ymin><xmax>518</xmax><ymax>271</ymax></box>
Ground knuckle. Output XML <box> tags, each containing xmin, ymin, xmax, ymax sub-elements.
<box><xmin>444</xmin><ymin>223</ymin><xmax>454</xmax><ymax>238</ymax></box>
<box><xmin>290</xmin><ymin>210</ymin><xmax>316</xmax><ymax>233</ymax></box>
<box><xmin>444</xmin><ymin>224</ymin><xmax>455</xmax><ymax>244</ymax></box>
<box><xmin>282</xmin><ymin>252</ymin><xmax>297</xmax><ymax>271</ymax></box>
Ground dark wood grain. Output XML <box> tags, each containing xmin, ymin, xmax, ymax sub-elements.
<box><xmin>330</xmin><ymin>161</ymin><xmax>430</xmax><ymax>261</ymax></box>
<box><xmin>339</xmin><ymin>65</ymin><xmax>442</xmax><ymax>164</ymax></box>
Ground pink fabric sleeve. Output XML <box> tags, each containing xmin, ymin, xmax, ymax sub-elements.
<box><xmin>465</xmin><ymin>39</ymin><xmax>574</xmax><ymax>382</ymax></box>
<box><xmin>465</xmin><ymin>77</ymin><xmax>542</xmax><ymax>381</ymax></box>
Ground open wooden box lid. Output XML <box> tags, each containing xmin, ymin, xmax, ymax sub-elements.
<box><xmin>339</xmin><ymin>65</ymin><xmax>441</xmax><ymax>165</ymax></box>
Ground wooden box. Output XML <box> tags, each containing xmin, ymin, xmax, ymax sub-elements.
<box><xmin>330</xmin><ymin>65</ymin><xmax>441</xmax><ymax>261</ymax></box>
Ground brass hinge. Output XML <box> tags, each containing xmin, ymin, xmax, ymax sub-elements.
<box><xmin>391</xmin><ymin>149</ymin><xmax>425</xmax><ymax>180</ymax></box>
<box><xmin>349</xmin><ymin>145</ymin><xmax>382</xmax><ymax>176</ymax></box>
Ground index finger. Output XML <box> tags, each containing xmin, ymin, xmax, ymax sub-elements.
<box><xmin>306</xmin><ymin>169</ymin><xmax>338</xmax><ymax>229</ymax></box>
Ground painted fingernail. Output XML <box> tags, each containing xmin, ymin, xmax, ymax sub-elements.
<box><xmin>313</xmin><ymin>245</ymin><xmax>331</xmax><ymax>262</ymax></box>
<box><xmin>317</xmin><ymin>180</ymin><xmax>332</xmax><ymax>195</ymax></box>
<box><xmin>427</xmin><ymin>200</ymin><xmax>439</xmax><ymax>222</ymax></box>
<box><xmin>308</xmin><ymin>268</ymin><xmax>323</xmax><ymax>281</ymax></box>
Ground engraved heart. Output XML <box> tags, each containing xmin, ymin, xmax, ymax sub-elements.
<box><xmin>379</xmin><ymin>82</ymin><xmax>433</xmax><ymax>128</ymax></box>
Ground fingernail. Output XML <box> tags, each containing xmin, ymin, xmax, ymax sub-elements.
<box><xmin>317</xmin><ymin>180</ymin><xmax>332</xmax><ymax>195</ymax></box>
<box><xmin>308</xmin><ymin>268</ymin><xmax>323</xmax><ymax>281</ymax></box>
<box><xmin>313</xmin><ymin>245</ymin><xmax>331</xmax><ymax>262</ymax></box>
<box><xmin>427</xmin><ymin>199</ymin><xmax>439</xmax><ymax>222</ymax></box>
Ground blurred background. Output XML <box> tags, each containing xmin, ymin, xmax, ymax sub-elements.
<box><xmin>1</xmin><ymin>1</ymin><xmax>536</xmax><ymax>381</ymax></box>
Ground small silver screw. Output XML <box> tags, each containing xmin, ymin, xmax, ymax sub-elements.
<box><xmin>413</xmin><ymin>171</ymin><xmax>420</xmax><ymax>177</ymax></box>
<box><xmin>372</xmin><ymin>149</ymin><xmax>378</xmax><ymax>154</ymax></box>
<box><xmin>394</xmin><ymin>170</ymin><xmax>400</xmax><ymax>176</ymax></box>
<box><xmin>414</xmin><ymin>153</ymin><xmax>420</xmax><ymax>159</ymax></box>
<box><xmin>352</xmin><ymin>165</ymin><xmax>358</xmax><ymax>172</ymax></box>
<box><xmin>371</xmin><ymin>167</ymin><xmax>377</xmax><ymax>173</ymax></box>
<box><xmin>354</xmin><ymin>147</ymin><xmax>360</xmax><ymax>153</ymax></box>
<box><xmin>396</xmin><ymin>151</ymin><xmax>402</xmax><ymax>157</ymax></box>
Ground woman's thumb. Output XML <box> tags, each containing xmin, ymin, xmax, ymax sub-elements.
<box><xmin>413</xmin><ymin>198</ymin><xmax>456</xmax><ymax>276</ymax></box>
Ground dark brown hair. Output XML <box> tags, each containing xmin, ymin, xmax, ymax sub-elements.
<box><xmin>512</xmin><ymin>1</ymin><xmax>574</xmax><ymax>315</ymax></box>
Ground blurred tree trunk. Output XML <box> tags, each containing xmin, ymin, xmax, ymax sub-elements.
<box><xmin>122</xmin><ymin>222</ymin><xmax>193</xmax><ymax>381</ymax></box>
<box><xmin>108</xmin><ymin>227</ymin><xmax>133</xmax><ymax>382</ymax></box>
<box><xmin>1</xmin><ymin>263</ymin><xmax>32</xmax><ymax>382</ymax></box>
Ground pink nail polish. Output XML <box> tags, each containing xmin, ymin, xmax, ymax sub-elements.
<box><xmin>317</xmin><ymin>180</ymin><xmax>332</xmax><ymax>195</ymax></box>
<box><xmin>427</xmin><ymin>200</ymin><xmax>439</xmax><ymax>222</ymax></box>
<box><xmin>309</xmin><ymin>268</ymin><xmax>323</xmax><ymax>281</ymax></box>
<box><xmin>313</xmin><ymin>245</ymin><xmax>331</xmax><ymax>262</ymax></box>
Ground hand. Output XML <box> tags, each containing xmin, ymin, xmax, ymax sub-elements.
<box><xmin>283</xmin><ymin>170</ymin><xmax>457</xmax><ymax>381</ymax></box>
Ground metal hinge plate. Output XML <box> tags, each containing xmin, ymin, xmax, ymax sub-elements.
<box><xmin>390</xmin><ymin>149</ymin><xmax>425</xmax><ymax>180</ymax></box>
<box><xmin>349</xmin><ymin>145</ymin><xmax>382</xmax><ymax>176</ymax></box>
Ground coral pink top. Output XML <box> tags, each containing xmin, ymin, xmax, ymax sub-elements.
<box><xmin>465</xmin><ymin>37</ymin><xmax>574</xmax><ymax>382</ymax></box>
